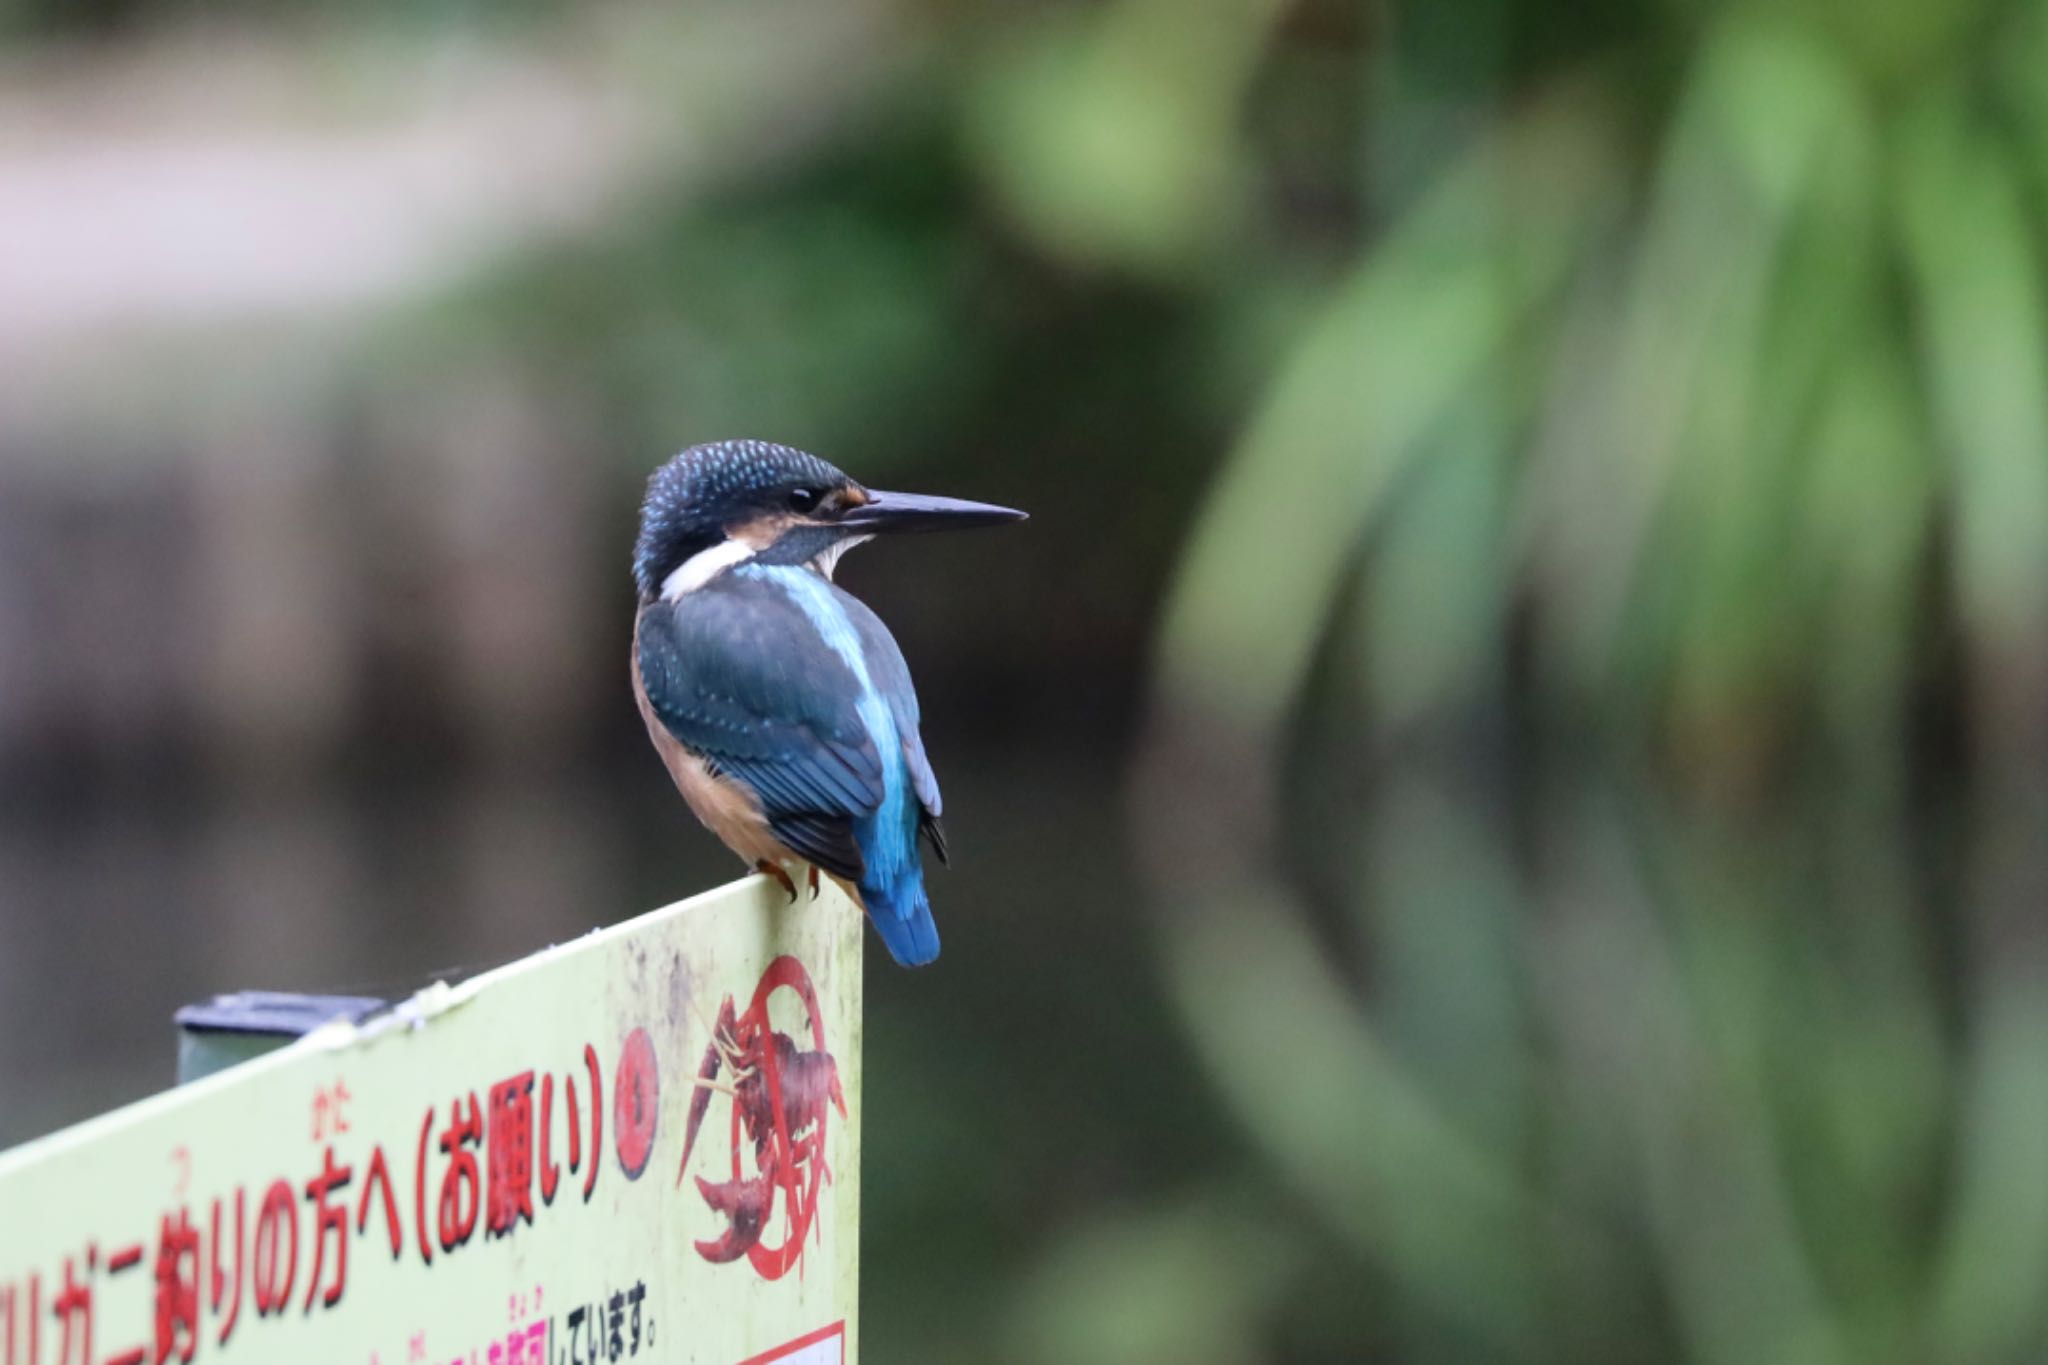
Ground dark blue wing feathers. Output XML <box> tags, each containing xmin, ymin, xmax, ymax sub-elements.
<box><xmin>769</xmin><ymin>812</ymin><xmax>867</xmax><ymax>879</ymax></box>
<box><xmin>636</xmin><ymin>578</ymin><xmax>882</xmax><ymax>882</ymax></box>
<box><xmin>639</xmin><ymin>570</ymin><xmax>950</xmax><ymax>960</ymax></box>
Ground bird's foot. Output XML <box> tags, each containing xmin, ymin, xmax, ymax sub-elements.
<box><xmin>757</xmin><ymin>860</ymin><xmax>798</xmax><ymax>902</ymax></box>
<box><xmin>807</xmin><ymin>865</ymin><xmax>820</xmax><ymax>900</ymax></box>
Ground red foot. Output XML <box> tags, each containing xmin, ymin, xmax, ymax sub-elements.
<box><xmin>756</xmin><ymin>861</ymin><xmax>797</xmax><ymax>902</ymax></box>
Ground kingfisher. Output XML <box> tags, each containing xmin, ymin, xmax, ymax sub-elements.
<box><xmin>631</xmin><ymin>439</ymin><xmax>1026</xmax><ymax>967</ymax></box>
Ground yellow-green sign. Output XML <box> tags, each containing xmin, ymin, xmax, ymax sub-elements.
<box><xmin>0</xmin><ymin>876</ymin><xmax>862</xmax><ymax>1365</ymax></box>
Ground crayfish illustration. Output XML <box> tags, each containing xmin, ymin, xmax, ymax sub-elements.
<box><xmin>679</xmin><ymin>955</ymin><xmax>847</xmax><ymax>1279</ymax></box>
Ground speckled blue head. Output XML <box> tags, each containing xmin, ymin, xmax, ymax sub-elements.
<box><xmin>635</xmin><ymin>438</ymin><xmax>1029</xmax><ymax>602</ymax></box>
<box><xmin>634</xmin><ymin>440</ymin><xmax>853</xmax><ymax>599</ymax></box>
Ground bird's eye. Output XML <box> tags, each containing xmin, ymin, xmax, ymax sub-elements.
<box><xmin>788</xmin><ymin>487</ymin><xmax>820</xmax><ymax>513</ymax></box>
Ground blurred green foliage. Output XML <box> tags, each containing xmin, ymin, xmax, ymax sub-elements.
<box><xmin>1155</xmin><ymin>2</ymin><xmax>2048</xmax><ymax>787</ymax></box>
<box><xmin>1131</xmin><ymin>0</ymin><xmax>2048</xmax><ymax>1362</ymax></box>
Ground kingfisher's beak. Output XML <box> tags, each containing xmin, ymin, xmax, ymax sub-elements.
<box><xmin>840</xmin><ymin>490</ymin><xmax>1028</xmax><ymax>534</ymax></box>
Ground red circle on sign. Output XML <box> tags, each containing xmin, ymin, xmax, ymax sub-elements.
<box><xmin>614</xmin><ymin>1027</ymin><xmax>659</xmax><ymax>1180</ymax></box>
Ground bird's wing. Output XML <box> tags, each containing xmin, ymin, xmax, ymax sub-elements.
<box><xmin>636</xmin><ymin>579</ymin><xmax>882</xmax><ymax>881</ymax></box>
<box><xmin>838</xmin><ymin>586</ymin><xmax>949</xmax><ymax>864</ymax></box>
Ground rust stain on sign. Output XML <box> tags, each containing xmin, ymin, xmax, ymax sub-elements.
<box><xmin>0</xmin><ymin>875</ymin><xmax>863</xmax><ymax>1365</ymax></box>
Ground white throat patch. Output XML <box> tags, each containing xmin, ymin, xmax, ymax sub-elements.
<box><xmin>661</xmin><ymin>538</ymin><xmax>756</xmax><ymax>600</ymax></box>
<box><xmin>810</xmin><ymin>535</ymin><xmax>872</xmax><ymax>581</ymax></box>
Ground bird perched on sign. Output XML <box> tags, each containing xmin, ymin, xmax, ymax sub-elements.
<box><xmin>631</xmin><ymin>439</ymin><xmax>1026</xmax><ymax>967</ymax></box>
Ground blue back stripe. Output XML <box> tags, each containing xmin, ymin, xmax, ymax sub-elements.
<box><xmin>736</xmin><ymin>565</ymin><xmax>912</xmax><ymax>882</ymax></box>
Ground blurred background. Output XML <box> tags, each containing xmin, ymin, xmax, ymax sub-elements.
<box><xmin>6</xmin><ymin>0</ymin><xmax>2048</xmax><ymax>1360</ymax></box>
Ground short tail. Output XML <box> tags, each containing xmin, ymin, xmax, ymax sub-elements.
<box><xmin>860</xmin><ymin>875</ymin><xmax>939</xmax><ymax>967</ymax></box>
